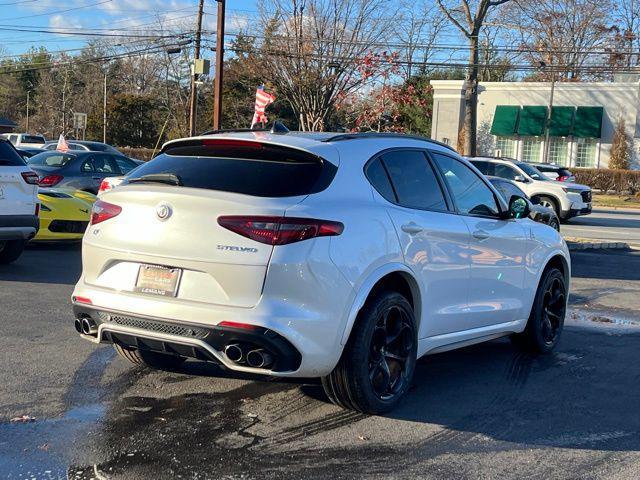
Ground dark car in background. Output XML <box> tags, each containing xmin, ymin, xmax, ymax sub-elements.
<box><xmin>16</xmin><ymin>147</ymin><xmax>45</xmax><ymax>160</ymax></box>
<box><xmin>525</xmin><ymin>162</ymin><xmax>576</xmax><ymax>182</ymax></box>
<box><xmin>27</xmin><ymin>151</ymin><xmax>140</xmax><ymax>194</ymax></box>
<box><xmin>43</xmin><ymin>140</ymin><xmax>122</xmax><ymax>154</ymax></box>
<box><xmin>488</xmin><ymin>176</ymin><xmax>560</xmax><ymax>231</ymax></box>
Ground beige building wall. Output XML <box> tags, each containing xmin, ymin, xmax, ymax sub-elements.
<box><xmin>430</xmin><ymin>80</ymin><xmax>640</xmax><ymax>168</ymax></box>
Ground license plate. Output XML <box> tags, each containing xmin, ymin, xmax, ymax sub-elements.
<box><xmin>134</xmin><ymin>265</ymin><xmax>182</xmax><ymax>297</ymax></box>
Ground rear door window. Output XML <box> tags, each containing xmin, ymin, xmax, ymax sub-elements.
<box><xmin>90</xmin><ymin>154</ymin><xmax>121</xmax><ymax>174</ymax></box>
<box><xmin>126</xmin><ymin>141</ymin><xmax>336</xmax><ymax>197</ymax></box>
<box><xmin>22</xmin><ymin>135</ymin><xmax>45</xmax><ymax>145</ymax></box>
<box><xmin>28</xmin><ymin>152</ymin><xmax>75</xmax><ymax>167</ymax></box>
<box><xmin>0</xmin><ymin>141</ymin><xmax>26</xmax><ymax>166</ymax></box>
<box><xmin>379</xmin><ymin>150</ymin><xmax>448</xmax><ymax>211</ymax></box>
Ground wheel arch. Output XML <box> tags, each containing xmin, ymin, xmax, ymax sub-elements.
<box><xmin>340</xmin><ymin>264</ymin><xmax>422</xmax><ymax>345</ymax></box>
<box><xmin>543</xmin><ymin>253</ymin><xmax>570</xmax><ymax>285</ymax></box>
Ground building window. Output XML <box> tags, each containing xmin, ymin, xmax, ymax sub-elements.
<box><xmin>575</xmin><ymin>138</ymin><xmax>597</xmax><ymax>168</ymax></box>
<box><xmin>521</xmin><ymin>137</ymin><xmax>542</xmax><ymax>162</ymax></box>
<box><xmin>494</xmin><ymin>136</ymin><xmax>516</xmax><ymax>158</ymax></box>
<box><xmin>548</xmin><ymin>138</ymin><xmax>569</xmax><ymax>166</ymax></box>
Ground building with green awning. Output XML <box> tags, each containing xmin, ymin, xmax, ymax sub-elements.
<box><xmin>429</xmin><ymin>79</ymin><xmax>638</xmax><ymax>169</ymax></box>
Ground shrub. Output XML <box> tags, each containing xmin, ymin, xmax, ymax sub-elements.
<box><xmin>609</xmin><ymin>115</ymin><xmax>631</xmax><ymax>170</ymax></box>
<box><xmin>118</xmin><ymin>147</ymin><xmax>156</xmax><ymax>162</ymax></box>
<box><xmin>574</xmin><ymin>168</ymin><xmax>640</xmax><ymax>194</ymax></box>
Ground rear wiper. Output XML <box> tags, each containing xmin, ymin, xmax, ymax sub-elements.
<box><xmin>127</xmin><ymin>173</ymin><xmax>182</xmax><ymax>186</ymax></box>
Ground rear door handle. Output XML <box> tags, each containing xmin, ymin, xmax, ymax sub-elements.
<box><xmin>472</xmin><ymin>230</ymin><xmax>490</xmax><ymax>240</ymax></box>
<box><xmin>401</xmin><ymin>223</ymin><xmax>423</xmax><ymax>235</ymax></box>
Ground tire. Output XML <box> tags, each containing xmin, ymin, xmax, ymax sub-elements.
<box><xmin>548</xmin><ymin>217</ymin><xmax>560</xmax><ymax>232</ymax></box>
<box><xmin>0</xmin><ymin>240</ymin><xmax>26</xmax><ymax>265</ymax></box>
<box><xmin>114</xmin><ymin>344</ymin><xmax>186</xmax><ymax>370</ymax></box>
<box><xmin>322</xmin><ymin>291</ymin><xmax>417</xmax><ymax>414</ymax></box>
<box><xmin>536</xmin><ymin>195</ymin><xmax>560</xmax><ymax>218</ymax></box>
<box><xmin>511</xmin><ymin>267</ymin><xmax>567</xmax><ymax>354</ymax></box>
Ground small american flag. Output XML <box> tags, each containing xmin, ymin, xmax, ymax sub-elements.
<box><xmin>56</xmin><ymin>134</ymin><xmax>69</xmax><ymax>153</ymax></box>
<box><xmin>251</xmin><ymin>85</ymin><xmax>275</xmax><ymax>128</ymax></box>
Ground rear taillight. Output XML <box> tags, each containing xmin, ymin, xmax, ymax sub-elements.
<box><xmin>21</xmin><ymin>171</ymin><xmax>39</xmax><ymax>185</ymax></box>
<box><xmin>218</xmin><ymin>216</ymin><xmax>344</xmax><ymax>245</ymax></box>
<box><xmin>39</xmin><ymin>174</ymin><xmax>63</xmax><ymax>187</ymax></box>
<box><xmin>98</xmin><ymin>179</ymin><xmax>111</xmax><ymax>195</ymax></box>
<box><xmin>557</xmin><ymin>175</ymin><xmax>569</xmax><ymax>182</ymax></box>
<box><xmin>90</xmin><ymin>200</ymin><xmax>122</xmax><ymax>225</ymax></box>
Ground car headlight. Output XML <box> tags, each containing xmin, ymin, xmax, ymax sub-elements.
<box><xmin>562</xmin><ymin>187</ymin><xmax>584</xmax><ymax>194</ymax></box>
<box><xmin>40</xmin><ymin>203</ymin><xmax>52</xmax><ymax>212</ymax></box>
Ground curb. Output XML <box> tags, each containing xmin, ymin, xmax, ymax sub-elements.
<box><xmin>566</xmin><ymin>240</ymin><xmax>631</xmax><ymax>251</ymax></box>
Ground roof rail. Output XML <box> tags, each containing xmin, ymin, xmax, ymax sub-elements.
<box><xmin>321</xmin><ymin>132</ymin><xmax>456</xmax><ymax>151</ymax></box>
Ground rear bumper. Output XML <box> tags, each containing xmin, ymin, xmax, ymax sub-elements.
<box><xmin>0</xmin><ymin>215</ymin><xmax>39</xmax><ymax>240</ymax></box>
<box><xmin>73</xmin><ymin>304</ymin><xmax>302</xmax><ymax>373</ymax></box>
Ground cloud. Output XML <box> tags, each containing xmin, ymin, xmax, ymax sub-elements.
<box><xmin>49</xmin><ymin>14</ymin><xmax>84</xmax><ymax>30</ymax></box>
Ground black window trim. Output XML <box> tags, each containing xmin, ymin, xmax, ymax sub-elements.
<box><xmin>363</xmin><ymin>147</ymin><xmax>453</xmax><ymax>214</ymax></box>
<box><xmin>427</xmin><ymin>150</ymin><xmax>509</xmax><ymax>220</ymax></box>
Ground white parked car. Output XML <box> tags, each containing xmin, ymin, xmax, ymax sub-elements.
<box><xmin>468</xmin><ymin>157</ymin><xmax>591</xmax><ymax>220</ymax></box>
<box><xmin>1</xmin><ymin>133</ymin><xmax>46</xmax><ymax>149</ymax></box>
<box><xmin>0</xmin><ymin>139</ymin><xmax>40</xmax><ymax>263</ymax></box>
<box><xmin>72</xmin><ymin>132</ymin><xmax>571</xmax><ymax>413</ymax></box>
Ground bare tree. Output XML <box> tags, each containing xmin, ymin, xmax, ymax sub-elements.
<box><xmin>436</xmin><ymin>0</ymin><xmax>511</xmax><ymax>156</ymax></box>
<box><xmin>394</xmin><ymin>1</ymin><xmax>447</xmax><ymax>79</ymax></box>
<box><xmin>258</xmin><ymin>0</ymin><xmax>394</xmax><ymax>131</ymax></box>
<box><xmin>508</xmin><ymin>0</ymin><xmax>614</xmax><ymax>80</ymax></box>
<box><xmin>611</xmin><ymin>0</ymin><xmax>640</xmax><ymax>67</ymax></box>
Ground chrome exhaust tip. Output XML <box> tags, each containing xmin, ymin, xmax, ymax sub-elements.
<box><xmin>224</xmin><ymin>344</ymin><xmax>244</xmax><ymax>363</ymax></box>
<box><xmin>81</xmin><ymin>318</ymin><xmax>97</xmax><ymax>336</ymax></box>
<box><xmin>246</xmin><ymin>349</ymin><xmax>273</xmax><ymax>369</ymax></box>
<box><xmin>74</xmin><ymin>318</ymin><xmax>83</xmax><ymax>334</ymax></box>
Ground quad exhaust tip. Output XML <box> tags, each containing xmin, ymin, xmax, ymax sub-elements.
<box><xmin>224</xmin><ymin>343</ymin><xmax>244</xmax><ymax>363</ymax></box>
<box><xmin>246</xmin><ymin>349</ymin><xmax>274</xmax><ymax>369</ymax></box>
<box><xmin>81</xmin><ymin>318</ymin><xmax>98</xmax><ymax>336</ymax></box>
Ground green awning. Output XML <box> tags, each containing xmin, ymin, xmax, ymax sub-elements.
<box><xmin>490</xmin><ymin>105</ymin><xmax>520</xmax><ymax>136</ymax></box>
<box><xmin>573</xmin><ymin>106</ymin><xmax>603</xmax><ymax>138</ymax></box>
<box><xmin>517</xmin><ymin>106</ymin><xmax>547</xmax><ymax>136</ymax></box>
<box><xmin>548</xmin><ymin>106</ymin><xmax>574</xmax><ymax>137</ymax></box>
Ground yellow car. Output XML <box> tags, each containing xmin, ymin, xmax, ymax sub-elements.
<box><xmin>36</xmin><ymin>188</ymin><xmax>96</xmax><ymax>241</ymax></box>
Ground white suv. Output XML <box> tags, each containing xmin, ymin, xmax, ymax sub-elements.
<box><xmin>1</xmin><ymin>133</ymin><xmax>46</xmax><ymax>149</ymax></box>
<box><xmin>468</xmin><ymin>157</ymin><xmax>592</xmax><ymax>220</ymax></box>
<box><xmin>72</xmin><ymin>132</ymin><xmax>570</xmax><ymax>413</ymax></box>
<box><xmin>0</xmin><ymin>140</ymin><xmax>39</xmax><ymax>263</ymax></box>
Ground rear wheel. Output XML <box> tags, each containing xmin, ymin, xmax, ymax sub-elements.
<box><xmin>0</xmin><ymin>240</ymin><xmax>26</xmax><ymax>264</ymax></box>
<box><xmin>322</xmin><ymin>291</ymin><xmax>416</xmax><ymax>414</ymax></box>
<box><xmin>511</xmin><ymin>267</ymin><xmax>566</xmax><ymax>353</ymax></box>
<box><xmin>114</xmin><ymin>344</ymin><xmax>186</xmax><ymax>369</ymax></box>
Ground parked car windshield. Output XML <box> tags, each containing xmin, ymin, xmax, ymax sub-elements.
<box><xmin>22</xmin><ymin>135</ymin><xmax>45</xmax><ymax>145</ymax></box>
<box><xmin>28</xmin><ymin>152</ymin><xmax>77</xmax><ymax>167</ymax></box>
<box><xmin>0</xmin><ymin>140</ymin><xmax>27</xmax><ymax>166</ymax></box>
<box><xmin>517</xmin><ymin>162</ymin><xmax>548</xmax><ymax>181</ymax></box>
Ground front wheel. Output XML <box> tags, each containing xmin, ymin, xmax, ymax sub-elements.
<box><xmin>322</xmin><ymin>291</ymin><xmax>417</xmax><ymax>414</ymax></box>
<box><xmin>537</xmin><ymin>196</ymin><xmax>560</xmax><ymax>218</ymax></box>
<box><xmin>0</xmin><ymin>240</ymin><xmax>26</xmax><ymax>264</ymax></box>
<box><xmin>511</xmin><ymin>267</ymin><xmax>567</xmax><ymax>353</ymax></box>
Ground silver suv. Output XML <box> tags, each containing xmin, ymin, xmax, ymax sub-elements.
<box><xmin>0</xmin><ymin>140</ymin><xmax>39</xmax><ymax>263</ymax></box>
<box><xmin>468</xmin><ymin>157</ymin><xmax>591</xmax><ymax>220</ymax></box>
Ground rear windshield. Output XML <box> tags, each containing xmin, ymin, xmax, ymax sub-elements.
<box><xmin>28</xmin><ymin>152</ymin><xmax>76</xmax><ymax>167</ymax></box>
<box><xmin>517</xmin><ymin>162</ymin><xmax>548</xmax><ymax>181</ymax></box>
<box><xmin>22</xmin><ymin>135</ymin><xmax>45</xmax><ymax>145</ymax></box>
<box><xmin>0</xmin><ymin>140</ymin><xmax>27</xmax><ymax>166</ymax></box>
<box><xmin>126</xmin><ymin>142</ymin><xmax>337</xmax><ymax>197</ymax></box>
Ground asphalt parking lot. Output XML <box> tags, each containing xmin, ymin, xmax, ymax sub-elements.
<box><xmin>563</xmin><ymin>208</ymin><xmax>640</xmax><ymax>246</ymax></box>
<box><xmin>0</xmin><ymin>245</ymin><xmax>639</xmax><ymax>479</ymax></box>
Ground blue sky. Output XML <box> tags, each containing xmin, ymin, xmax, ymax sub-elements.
<box><xmin>0</xmin><ymin>0</ymin><xmax>260</xmax><ymax>56</ymax></box>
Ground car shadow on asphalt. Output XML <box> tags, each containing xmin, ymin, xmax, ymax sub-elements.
<box><xmin>0</xmin><ymin>242</ymin><xmax>82</xmax><ymax>285</ymax></box>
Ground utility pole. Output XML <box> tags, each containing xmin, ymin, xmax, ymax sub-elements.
<box><xmin>542</xmin><ymin>63</ymin><xmax>556</xmax><ymax>164</ymax></box>
<box><xmin>213</xmin><ymin>0</ymin><xmax>226</xmax><ymax>130</ymax></box>
<box><xmin>103</xmin><ymin>72</ymin><xmax>108</xmax><ymax>143</ymax></box>
<box><xmin>188</xmin><ymin>0</ymin><xmax>205</xmax><ymax>136</ymax></box>
<box><xmin>26</xmin><ymin>90</ymin><xmax>30</xmax><ymax>132</ymax></box>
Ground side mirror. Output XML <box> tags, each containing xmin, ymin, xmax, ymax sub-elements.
<box><xmin>509</xmin><ymin>195</ymin><xmax>531</xmax><ymax>219</ymax></box>
<box><xmin>513</xmin><ymin>175</ymin><xmax>527</xmax><ymax>183</ymax></box>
